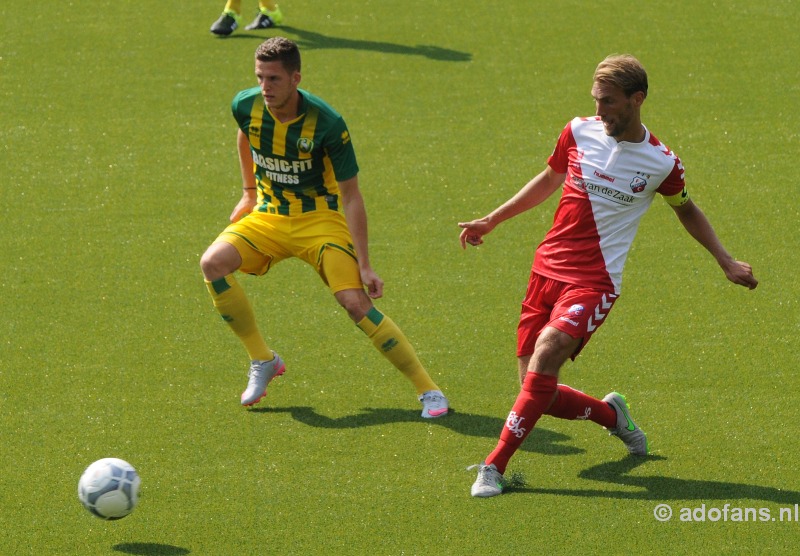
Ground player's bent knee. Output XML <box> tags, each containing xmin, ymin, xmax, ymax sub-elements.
<box><xmin>334</xmin><ymin>288</ymin><xmax>372</xmax><ymax>322</ymax></box>
<box><xmin>529</xmin><ymin>327</ymin><xmax>579</xmax><ymax>375</ymax></box>
<box><xmin>200</xmin><ymin>242</ymin><xmax>242</xmax><ymax>280</ymax></box>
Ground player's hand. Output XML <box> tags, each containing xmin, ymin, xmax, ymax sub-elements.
<box><xmin>458</xmin><ymin>218</ymin><xmax>494</xmax><ymax>249</ymax></box>
<box><xmin>722</xmin><ymin>260</ymin><xmax>759</xmax><ymax>290</ymax></box>
<box><xmin>361</xmin><ymin>267</ymin><xmax>384</xmax><ymax>299</ymax></box>
<box><xmin>229</xmin><ymin>194</ymin><xmax>257</xmax><ymax>223</ymax></box>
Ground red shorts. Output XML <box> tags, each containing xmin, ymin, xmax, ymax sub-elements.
<box><xmin>517</xmin><ymin>272</ymin><xmax>618</xmax><ymax>360</ymax></box>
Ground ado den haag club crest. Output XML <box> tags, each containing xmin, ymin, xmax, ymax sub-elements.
<box><xmin>297</xmin><ymin>137</ymin><xmax>314</xmax><ymax>154</ymax></box>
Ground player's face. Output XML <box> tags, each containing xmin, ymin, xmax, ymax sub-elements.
<box><xmin>255</xmin><ymin>60</ymin><xmax>301</xmax><ymax>112</ymax></box>
<box><xmin>591</xmin><ymin>82</ymin><xmax>642</xmax><ymax>141</ymax></box>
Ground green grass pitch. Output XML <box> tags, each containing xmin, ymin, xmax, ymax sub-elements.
<box><xmin>1</xmin><ymin>1</ymin><xmax>799</xmax><ymax>554</ymax></box>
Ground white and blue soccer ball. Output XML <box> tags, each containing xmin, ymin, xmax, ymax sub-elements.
<box><xmin>77</xmin><ymin>458</ymin><xmax>140</xmax><ymax>519</ymax></box>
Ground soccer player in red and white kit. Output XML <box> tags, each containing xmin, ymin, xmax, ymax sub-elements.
<box><xmin>458</xmin><ymin>54</ymin><xmax>758</xmax><ymax>497</ymax></box>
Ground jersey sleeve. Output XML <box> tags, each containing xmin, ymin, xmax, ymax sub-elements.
<box><xmin>547</xmin><ymin>121</ymin><xmax>575</xmax><ymax>173</ymax></box>
<box><xmin>230</xmin><ymin>89</ymin><xmax>251</xmax><ymax>131</ymax></box>
<box><xmin>324</xmin><ymin>117</ymin><xmax>359</xmax><ymax>182</ymax></box>
<box><xmin>655</xmin><ymin>148</ymin><xmax>686</xmax><ymax>197</ymax></box>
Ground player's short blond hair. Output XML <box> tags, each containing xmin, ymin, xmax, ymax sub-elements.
<box><xmin>594</xmin><ymin>54</ymin><xmax>648</xmax><ymax>98</ymax></box>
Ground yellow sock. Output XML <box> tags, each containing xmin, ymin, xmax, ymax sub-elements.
<box><xmin>259</xmin><ymin>0</ymin><xmax>278</xmax><ymax>11</ymax></box>
<box><xmin>357</xmin><ymin>308</ymin><xmax>439</xmax><ymax>395</ymax></box>
<box><xmin>206</xmin><ymin>275</ymin><xmax>272</xmax><ymax>361</ymax></box>
<box><xmin>223</xmin><ymin>0</ymin><xmax>242</xmax><ymax>14</ymax></box>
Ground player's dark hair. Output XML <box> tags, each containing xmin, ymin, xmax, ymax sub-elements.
<box><xmin>255</xmin><ymin>37</ymin><xmax>301</xmax><ymax>73</ymax></box>
<box><xmin>594</xmin><ymin>54</ymin><xmax>648</xmax><ymax>98</ymax></box>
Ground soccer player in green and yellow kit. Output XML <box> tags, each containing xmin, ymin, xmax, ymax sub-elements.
<box><xmin>200</xmin><ymin>37</ymin><xmax>449</xmax><ymax>418</ymax></box>
<box><xmin>210</xmin><ymin>0</ymin><xmax>283</xmax><ymax>36</ymax></box>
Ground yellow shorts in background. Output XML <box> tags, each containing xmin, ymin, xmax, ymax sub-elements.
<box><xmin>215</xmin><ymin>209</ymin><xmax>363</xmax><ymax>293</ymax></box>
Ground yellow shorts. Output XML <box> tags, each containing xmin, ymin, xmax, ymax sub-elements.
<box><xmin>214</xmin><ymin>209</ymin><xmax>363</xmax><ymax>293</ymax></box>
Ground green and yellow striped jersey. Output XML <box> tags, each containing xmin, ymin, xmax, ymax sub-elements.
<box><xmin>232</xmin><ymin>87</ymin><xmax>359</xmax><ymax>216</ymax></box>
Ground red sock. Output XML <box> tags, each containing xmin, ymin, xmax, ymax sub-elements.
<box><xmin>545</xmin><ymin>384</ymin><xmax>616</xmax><ymax>428</ymax></box>
<box><xmin>485</xmin><ymin>373</ymin><xmax>558</xmax><ymax>474</ymax></box>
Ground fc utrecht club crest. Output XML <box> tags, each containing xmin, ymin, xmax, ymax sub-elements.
<box><xmin>297</xmin><ymin>137</ymin><xmax>314</xmax><ymax>154</ymax></box>
<box><xmin>630</xmin><ymin>173</ymin><xmax>649</xmax><ymax>193</ymax></box>
<box><xmin>629</xmin><ymin>176</ymin><xmax>647</xmax><ymax>193</ymax></box>
<box><xmin>568</xmin><ymin>304</ymin><xmax>585</xmax><ymax>317</ymax></box>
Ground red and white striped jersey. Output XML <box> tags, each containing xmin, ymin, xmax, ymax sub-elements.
<box><xmin>534</xmin><ymin>116</ymin><xmax>685</xmax><ymax>293</ymax></box>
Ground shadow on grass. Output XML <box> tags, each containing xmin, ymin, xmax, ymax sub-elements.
<box><xmin>220</xmin><ymin>26</ymin><xmax>472</xmax><ymax>62</ymax></box>
<box><xmin>112</xmin><ymin>543</ymin><xmax>190</xmax><ymax>555</ymax></box>
<box><xmin>253</xmin><ymin>405</ymin><xmax>584</xmax><ymax>456</ymax></box>
<box><xmin>508</xmin><ymin>454</ymin><xmax>800</xmax><ymax>505</ymax></box>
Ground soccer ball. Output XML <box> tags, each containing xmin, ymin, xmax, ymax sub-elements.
<box><xmin>77</xmin><ymin>458</ymin><xmax>140</xmax><ymax>519</ymax></box>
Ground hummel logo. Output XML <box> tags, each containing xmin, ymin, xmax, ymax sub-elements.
<box><xmin>587</xmin><ymin>294</ymin><xmax>616</xmax><ymax>332</ymax></box>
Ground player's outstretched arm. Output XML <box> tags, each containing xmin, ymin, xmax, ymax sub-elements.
<box><xmin>458</xmin><ymin>166</ymin><xmax>565</xmax><ymax>249</ymax></box>
<box><xmin>671</xmin><ymin>200</ymin><xmax>759</xmax><ymax>289</ymax></box>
